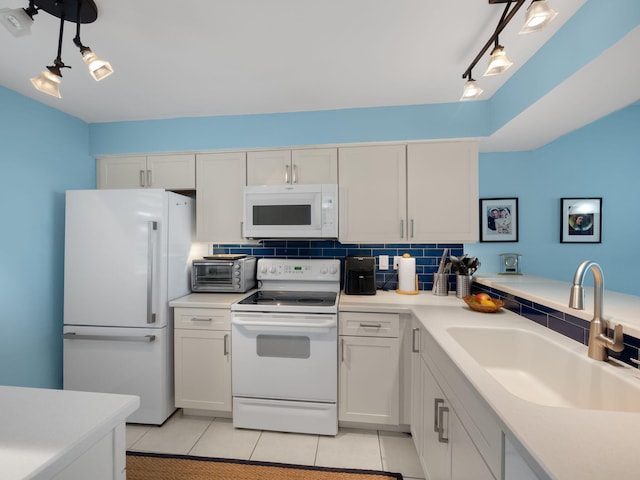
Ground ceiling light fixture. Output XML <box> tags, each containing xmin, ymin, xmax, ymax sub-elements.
<box><xmin>460</xmin><ymin>0</ymin><xmax>558</xmax><ymax>100</ymax></box>
<box><xmin>460</xmin><ymin>72</ymin><xmax>484</xmax><ymax>101</ymax></box>
<box><xmin>1</xmin><ymin>0</ymin><xmax>111</xmax><ymax>98</ymax></box>
<box><xmin>0</xmin><ymin>2</ymin><xmax>37</xmax><ymax>37</ymax></box>
<box><xmin>519</xmin><ymin>0</ymin><xmax>558</xmax><ymax>34</ymax></box>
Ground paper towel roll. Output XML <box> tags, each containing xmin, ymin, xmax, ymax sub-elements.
<box><xmin>398</xmin><ymin>255</ymin><xmax>416</xmax><ymax>293</ymax></box>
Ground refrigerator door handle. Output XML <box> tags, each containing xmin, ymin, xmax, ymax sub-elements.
<box><xmin>63</xmin><ymin>332</ymin><xmax>156</xmax><ymax>343</ymax></box>
<box><xmin>147</xmin><ymin>221</ymin><xmax>158</xmax><ymax>324</ymax></box>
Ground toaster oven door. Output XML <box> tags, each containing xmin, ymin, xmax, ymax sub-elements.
<box><xmin>192</xmin><ymin>262</ymin><xmax>234</xmax><ymax>291</ymax></box>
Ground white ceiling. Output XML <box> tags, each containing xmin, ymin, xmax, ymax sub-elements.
<box><xmin>0</xmin><ymin>0</ymin><xmax>636</xmax><ymax>151</ymax></box>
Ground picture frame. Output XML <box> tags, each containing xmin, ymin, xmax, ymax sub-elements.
<box><xmin>479</xmin><ymin>198</ymin><xmax>519</xmax><ymax>242</ymax></box>
<box><xmin>560</xmin><ymin>197</ymin><xmax>602</xmax><ymax>243</ymax></box>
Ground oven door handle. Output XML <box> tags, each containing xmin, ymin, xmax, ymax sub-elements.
<box><xmin>231</xmin><ymin>317</ymin><xmax>336</xmax><ymax>330</ymax></box>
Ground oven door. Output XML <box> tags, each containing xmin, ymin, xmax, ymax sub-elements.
<box><xmin>231</xmin><ymin>312</ymin><xmax>337</xmax><ymax>402</ymax></box>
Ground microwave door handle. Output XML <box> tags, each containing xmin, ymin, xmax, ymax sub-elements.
<box><xmin>285</xmin><ymin>164</ymin><xmax>290</xmax><ymax>183</ymax></box>
<box><xmin>147</xmin><ymin>221</ymin><xmax>158</xmax><ymax>324</ymax></box>
<box><xmin>292</xmin><ymin>164</ymin><xmax>297</xmax><ymax>184</ymax></box>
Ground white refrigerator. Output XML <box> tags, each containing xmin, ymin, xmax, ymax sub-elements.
<box><xmin>63</xmin><ymin>189</ymin><xmax>194</xmax><ymax>425</ymax></box>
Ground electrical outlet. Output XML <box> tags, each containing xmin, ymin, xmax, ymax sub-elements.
<box><xmin>379</xmin><ymin>255</ymin><xmax>389</xmax><ymax>270</ymax></box>
<box><xmin>393</xmin><ymin>256</ymin><xmax>402</xmax><ymax>270</ymax></box>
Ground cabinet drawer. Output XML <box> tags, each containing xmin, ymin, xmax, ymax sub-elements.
<box><xmin>339</xmin><ymin>312</ymin><xmax>399</xmax><ymax>337</ymax></box>
<box><xmin>174</xmin><ymin>308</ymin><xmax>231</xmax><ymax>330</ymax></box>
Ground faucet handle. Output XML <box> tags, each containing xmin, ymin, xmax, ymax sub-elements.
<box><xmin>608</xmin><ymin>324</ymin><xmax>625</xmax><ymax>353</ymax></box>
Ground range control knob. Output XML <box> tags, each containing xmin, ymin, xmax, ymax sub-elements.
<box><xmin>320</xmin><ymin>267</ymin><xmax>328</xmax><ymax>275</ymax></box>
<box><xmin>329</xmin><ymin>265</ymin><xmax>338</xmax><ymax>275</ymax></box>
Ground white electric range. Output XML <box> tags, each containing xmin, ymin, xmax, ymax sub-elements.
<box><xmin>231</xmin><ymin>258</ymin><xmax>340</xmax><ymax>435</ymax></box>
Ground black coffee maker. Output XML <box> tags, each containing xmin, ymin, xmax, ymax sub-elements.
<box><xmin>344</xmin><ymin>256</ymin><xmax>376</xmax><ymax>295</ymax></box>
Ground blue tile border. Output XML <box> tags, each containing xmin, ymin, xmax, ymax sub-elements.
<box><xmin>471</xmin><ymin>284</ymin><xmax>639</xmax><ymax>368</ymax></box>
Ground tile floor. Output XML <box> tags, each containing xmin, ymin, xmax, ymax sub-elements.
<box><xmin>126</xmin><ymin>410</ymin><xmax>425</xmax><ymax>480</ymax></box>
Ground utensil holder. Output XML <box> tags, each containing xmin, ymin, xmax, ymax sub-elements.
<box><xmin>456</xmin><ymin>274</ymin><xmax>473</xmax><ymax>298</ymax></box>
<box><xmin>432</xmin><ymin>273</ymin><xmax>449</xmax><ymax>296</ymax></box>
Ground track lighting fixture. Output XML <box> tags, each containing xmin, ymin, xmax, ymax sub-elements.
<box><xmin>1</xmin><ymin>0</ymin><xmax>112</xmax><ymax>98</ymax></box>
<box><xmin>460</xmin><ymin>72</ymin><xmax>483</xmax><ymax>101</ymax></box>
<box><xmin>460</xmin><ymin>0</ymin><xmax>558</xmax><ymax>101</ymax></box>
<box><xmin>520</xmin><ymin>0</ymin><xmax>558</xmax><ymax>34</ymax></box>
<box><xmin>483</xmin><ymin>44</ymin><xmax>513</xmax><ymax>76</ymax></box>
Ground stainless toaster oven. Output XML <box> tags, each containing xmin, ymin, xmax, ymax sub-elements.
<box><xmin>191</xmin><ymin>255</ymin><xmax>257</xmax><ymax>293</ymax></box>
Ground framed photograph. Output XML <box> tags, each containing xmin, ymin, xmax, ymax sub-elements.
<box><xmin>561</xmin><ymin>198</ymin><xmax>602</xmax><ymax>243</ymax></box>
<box><xmin>480</xmin><ymin>198</ymin><xmax>518</xmax><ymax>242</ymax></box>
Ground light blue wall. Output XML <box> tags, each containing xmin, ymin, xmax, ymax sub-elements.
<box><xmin>0</xmin><ymin>87</ymin><xmax>94</xmax><ymax>388</ymax></box>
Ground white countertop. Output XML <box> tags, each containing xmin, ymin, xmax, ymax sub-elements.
<box><xmin>339</xmin><ymin>290</ymin><xmax>640</xmax><ymax>480</ymax></box>
<box><xmin>474</xmin><ymin>274</ymin><xmax>640</xmax><ymax>338</ymax></box>
<box><xmin>169</xmin><ymin>291</ymin><xmax>255</xmax><ymax>309</ymax></box>
<box><xmin>0</xmin><ymin>386</ymin><xmax>139</xmax><ymax>480</ymax></box>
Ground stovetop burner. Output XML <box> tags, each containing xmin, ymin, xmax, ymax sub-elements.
<box><xmin>238</xmin><ymin>290</ymin><xmax>337</xmax><ymax>307</ymax></box>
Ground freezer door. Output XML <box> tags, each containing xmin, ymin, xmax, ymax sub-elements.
<box><xmin>63</xmin><ymin>325</ymin><xmax>173</xmax><ymax>425</ymax></box>
<box><xmin>64</xmin><ymin>189</ymin><xmax>167</xmax><ymax>328</ymax></box>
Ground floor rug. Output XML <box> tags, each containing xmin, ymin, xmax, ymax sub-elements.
<box><xmin>126</xmin><ymin>451</ymin><xmax>403</xmax><ymax>480</ymax></box>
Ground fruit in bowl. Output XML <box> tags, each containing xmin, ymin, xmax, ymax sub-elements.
<box><xmin>463</xmin><ymin>294</ymin><xmax>504</xmax><ymax>313</ymax></box>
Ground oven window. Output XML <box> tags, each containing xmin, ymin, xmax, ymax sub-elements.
<box><xmin>195</xmin><ymin>265</ymin><xmax>232</xmax><ymax>285</ymax></box>
<box><xmin>256</xmin><ymin>335</ymin><xmax>310</xmax><ymax>359</ymax></box>
<box><xmin>253</xmin><ymin>205</ymin><xmax>311</xmax><ymax>226</ymax></box>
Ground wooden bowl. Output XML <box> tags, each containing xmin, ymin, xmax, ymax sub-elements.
<box><xmin>463</xmin><ymin>295</ymin><xmax>504</xmax><ymax>313</ymax></box>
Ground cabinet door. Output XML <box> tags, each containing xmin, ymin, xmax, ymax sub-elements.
<box><xmin>146</xmin><ymin>154</ymin><xmax>196</xmax><ymax>190</ymax></box>
<box><xmin>339</xmin><ymin>335</ymin><xmax>400</xmax><ymax>425</ymax></box>
<box><xmin>410</xmin><ymin>322</ymin><xmax>424</xmax><ymax>462</ymax></box>
<box><xmin>338</xmin><ymin>145</ymin><xmax>407</xmax><ymax>243</ymax></box>
<box><xmin>291</xmin><ymin>148</ymin><xmax>338</xmax><ymax>184</ymax></box>
<box><xmin>247</xmin><ymin>150</ymin><xmax>292</xmax><ymax>185</ymax></box>
<box><xmin>450</xmin><ymin>410</ymin><xmax>496</xmax><ymax>480</ymax></box>
<box><xmin>196</xmin><ymin>152</ymin><xmax>247</xmax><ymax>243</ymax></box>
<box><xmin>407</xmin><ymin>142</ymin><xmax>478</xmax><ymax>243</ymax></box>
<box><xmin>96</xmin><ymin>156</ymin><xmax>147</xmax><ymax>189</ymax></box>
<box><xmin>174</xmin><ymin>329</ymin><xmax>231</xmax><ymax>411</ymax></box>
<box><xmin>421</xmin><ymin>358</ymin><xmax>451</xmax><ymax>480</ymax></box>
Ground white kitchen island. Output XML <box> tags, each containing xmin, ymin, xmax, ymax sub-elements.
<box><xmin>0</xmin><ymin>386</ymin><xmax>139</xmax><ymax>480</ymax></box>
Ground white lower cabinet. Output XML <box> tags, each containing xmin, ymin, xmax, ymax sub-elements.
<box><xmin>412</xmin><ymin>319</ymin><xmax>496</xmax><ymax>480</ymax></box>
<box><xmin>339</xmin><ymin>312</ymin><xmax>400</xmax><ymax>425</ymax></box>
<box><xmin>174</xmin><ymin>308</ymin><xmax>232</xmax><ymax>412</ymax></box>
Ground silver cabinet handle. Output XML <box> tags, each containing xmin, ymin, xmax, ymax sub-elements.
<box><xmin>434</xmin><ymin>398</ymin><xmax>444</xmax><ymax>432</ymax></box>
<box><xmin>240</xmin><ymin>221</ymin><xmax>244</xmax><ymax>238</ymax></box>
<box><xmin>285</xmin><ymin>164</ymin><xmax>290</xmax><ymax>183</ymax></box>
<box><xmin>224</xmin><ymin>333</ymin><xmax>229</xmax><ymax>356</ymax></box>
<box><xmin>412</xmin><ymin>327</ymin><xmax>420</xmax><ymax>353</ymax></box>
<box><xmin>400</xmin><ymin>219</ymin><xmax>404</xmax><ymax>238</ymax></box>
<box><xmin>139</xmin><ymin>170</ymin><xmax>145</xmax><ymax>187</ymax></box>
<box><xmin>359</xmin><ymin>323</ymin><xmax>382</xmax><ymax>328</ymax></box>
<box><xmin>411</xmin><ymin>219</ymin><xmax>415</xmax><ymax>238</ymax></box>
<box><xmin>190</xmin><ymin>317</ymin><xmax>213</xmax><ymax>322</ymax></box>
<box><xmin>147</xmin><ymin>169</ymin><xmax>152</xmax><ymax>187</ymax></box>
<box><xmin>341</xmin><ymin>338</ymin><xmax>345</xmax><ymax>363</ymax></box>
<box><xmin>147</xmin><ymin>221</ymin><xmax>158</xmax><ymax>324</ymax></box>
<box><xmin>438</xmin><ymin>406</ymin><xmax>449</xmax><ymax>443</ymax></box>
<box><xmin>292</xmin><ymin>164</ymin><xmax>298</xmax><ymax>184</ymax></box>
<box><xmin>64</xmin><ymin>333</ymin><xmax>156</xmax><ymax>343</ymax></box>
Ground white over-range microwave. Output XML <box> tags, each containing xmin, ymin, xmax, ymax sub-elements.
<box><xmin>243</xmin><ymin>184</ymin><xmax>338</xmax><ymax>239</ymax></box>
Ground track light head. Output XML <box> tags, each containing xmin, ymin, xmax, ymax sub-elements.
<box><xmin>79</xmin><ymin>46</ymin><xmax>113</xmax><ymax>81</ymax></box>
<box><xmin>0</xmin><ymin>6</ymin><xmax>35</xmax><ymax>37</ymax></box>
<box><xmin>460</xmin><ymin>76</ymin><xmax>484</xmax><ymax>101</ymax></box>
<box><xmin>483</xmin><ymin>45</ymin><xmax>513</xmax><ymax>76</ymax></box>
<box><xmin>520</xmin><ymin>0</ymin><xmax>558</xmax><ymax>34</ymax></box>
<box><xmin>30</xmin><ymin>65</ymin><xmax>63</xmax><ymax>98</ymax></box>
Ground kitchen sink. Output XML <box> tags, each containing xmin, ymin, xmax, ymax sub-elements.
<box><xmin>446</xmin><ymin>326</ymin><xmax>640</xmax><ymax>412</ymax></box>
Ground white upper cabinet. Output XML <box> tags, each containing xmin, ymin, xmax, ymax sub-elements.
<box><xmin>196</xmin><ymin>152</ymin><xmax>247</xmax><ymax>243</ymax></box>
<box><xmin>247</xmin><ymin>148</ymin><xmax>337</xmax><ymax>185</ymax></box>
<box><xmin>407</xmin><ymin>142</ymin><xmax>479</xmax><ymax>243</ymax></box>
<box><xmin>338</xmin><ymin>141</ymin><xmax>478</xmax><ymax>244</ymax></box>
<box><xmin>97</xmin><ymin>154</ymin><xmax>195</xmax><ymax>190</ymax></box>
<box><xmin>338</xmin><ymin>144</ymin><xmax>407</xmax><ymax>243</ymax></box>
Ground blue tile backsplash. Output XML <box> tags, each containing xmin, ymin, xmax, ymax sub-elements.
<box><xmin>211</xmin><ymin>240</ymin><xmax>464</xmax><ymax>292</ymax></box>
<box><xmin>472</xmin><ymin>283</ymin><xmax>640</xmax><ymax>368</ymax></box>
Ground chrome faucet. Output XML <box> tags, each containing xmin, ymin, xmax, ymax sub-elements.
<box><xmin>569</xmin><ymin>260</ymin><xmax>624</xmax><ymax>361</ymax></box>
